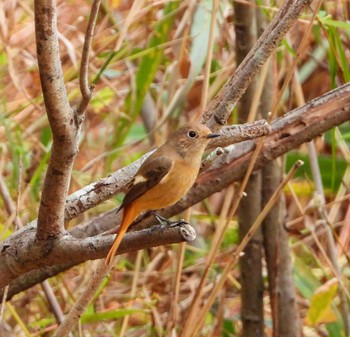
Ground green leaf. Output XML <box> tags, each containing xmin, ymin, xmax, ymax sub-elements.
<box><xmin>81</xmin><ymin>308</ymin><xmax>145</xmax><ymax>323</ymax></box>
<box><xmin>326</xmin><ymin>27</ymin><xmax>338</xmax><ymax>89</ymax></box>
<box><xmin>29</xmin><ymin>145</ymin><xmax>51</xmax><ymax>199</ymax></box>
<box><xmin>286</xmin><ymin>152</ymin><xmax>347</xmax><ymax>194</ymax></box>
<box><xmin>0</xmin><ymin>51</ymin><xmax>7</xmax><ymax>65</ymax></box>
<box><xmin>326</xmin><ymin>25</ymin><xmax>350</xmax><ymax>85</ymax></box>
<box><xmin>333</xmin><ymin>31</ymin><xmax>350</xmax><ymax>82</ymax></box>
<box><xmin>306</xmin><ymin>279</ymin><xmax>338</xmax><ymax>325</ymax></box>
<box><xmin>331</xmin><ymin>128</ymin><xmax>336</xmax><ymax>190</ymax></box>
<box><xmin>222</xmin><ymin>319</ymin><xmax>236</xmax><ymax>337</ymax></box>
<box><xmin>293</xmin><ymin>255</ymin><xmax>320</xmax><ymax>299</ymax></box>
<box><xmin>282</xmin><ymin>38</ymin><xmax>296</xmax><ymax>57</ymax></box>
<box><xmin>90</xmin><ymin>87</ymin><xmax>115</xmax><ymax>112</ymax></box>
<box><xmin>326</xmin><ymin>321</ymin><xmax>347</xmax><ymax>337</ymax></box>
<box><xmin>28</xmin><ymin>317</ymin><xmax>55</xmax><ymax>329</ymax></box>
<box><xmin>321</xmin><ymin>18</ymin><xmax>350</xmax><ymax>30</ymax></box>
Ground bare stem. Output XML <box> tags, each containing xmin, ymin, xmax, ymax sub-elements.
<box><xmin>76</xmin><ymin>0</ymin><xmax>102</xmax><ymax>116</ymax></box>
<box><xmin>53</xmin><ymin>260</ymin><xmax>112</xmax><ymax>337</ymax></box>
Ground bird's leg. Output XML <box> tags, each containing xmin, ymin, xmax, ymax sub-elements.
<box><xmin>151</xmin><ymin>211</ymin><xmax>188</xmax><ymax>228</ymax></box>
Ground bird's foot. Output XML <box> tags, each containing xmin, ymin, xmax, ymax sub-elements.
<box><xmin>151</xmin><ymin>212</ymin><xmax>189</xmax><ymax>229</ymax></box>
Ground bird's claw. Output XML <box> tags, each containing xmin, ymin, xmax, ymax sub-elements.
<box><xmin>151</xmin><ymin>212</ymin><xmax>189</xmax><ymax>229</ymax></box>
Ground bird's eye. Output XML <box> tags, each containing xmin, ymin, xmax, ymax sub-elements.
<box><xmin>188</xmin><ymin>130</ymin><xmax>197</xmax><ymax>138</ymax></box>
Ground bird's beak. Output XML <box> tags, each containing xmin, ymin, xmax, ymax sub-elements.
<box><xmin>207</xmin><ymin>133</ymin><xmax>220</xmax><ymax>139</ymax></box>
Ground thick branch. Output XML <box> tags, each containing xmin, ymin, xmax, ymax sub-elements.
<box><xmin>35</xmin><ymin>0</ymin><xmax>99</xmax><ymax>239</ymax></box>
<box><xmin>202</xmin><ymin>0</ymin><xmax>310</xmax><ymax>130</ymax></box>
<box><xmin>35</xmin><ymin>0</ymin><xmax>77</xmax><ymax>239</ymax></box>
<box><xmin>0</xmin><ymin>223</ymin><xmax>196</xmax><ymax>290</ymax></box>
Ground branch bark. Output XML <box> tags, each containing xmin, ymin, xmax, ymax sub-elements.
<box><xmin>35</xmin><ymin>0</ymin><xmax>77</xmax><ymax>239</ymax></box>
<box><xmin>34</xmin><ymin>0</ymin><xmax>99</xmax><ymax>240</ymax></box>
<box><xmin>0</xmin><ymin>223</ymin><xmax>196</xmax><ymax>290</ymax></box>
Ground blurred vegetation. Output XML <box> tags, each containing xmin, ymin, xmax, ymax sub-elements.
<box><xmin>1</xmin><ymin>0</ymin><xmax>350</xmax><ymax>336</ymax></box>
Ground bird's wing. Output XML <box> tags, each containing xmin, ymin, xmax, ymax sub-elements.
<box><xmin>117</xmin><ymin>155</ymin><xmax>174</xmax><ymax>212</ymax></box>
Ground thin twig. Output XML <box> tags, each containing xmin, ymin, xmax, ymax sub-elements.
<box><xmin>53</xmin><ymin>260</ymin><xmax>112</xmax><ymax>337</ymax></box>
<box><xmin>0</xmin><ymin>175</ymin><xmax>22</xmax><ymax>229</ymax></box>
<box><xmin>166</xmin><ymin>208</ymin><xmax>192</xmax><ymax>334</ymax></box>
<box><xmin>0</xmin><ymin>286</ymin><xmax>8</xmax><ymax>322</ymax></box>
<box><xmin>119</xmin><ymin>250</ymin><xmax>143</xmax><ymax>337</ymax></box>
<box><xmin>196</xmin><ymin>0</ymin><xmax>220</xmax><ymax>120</ymax></box>
<box><xmin>41</xmin><ymin>280</ymin><xmax>74</xmax><ymax>337</ymax></box>
<box><xmin>270</xmin><ymin>0</ymin><xmax>322</xmax><ymax>119</ymax></box>
<box><xmin>76</xmin><ymin>0</ymin><xmax>102</xmax><ymax>116</ymax></box>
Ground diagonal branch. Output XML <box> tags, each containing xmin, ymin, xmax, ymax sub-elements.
<box><xmin>202</xmin><ymin>0</ymin><xmax>310</xmax><ymax>130</ymax></box>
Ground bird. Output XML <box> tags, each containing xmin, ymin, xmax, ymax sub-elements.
<box><xmin>105</xmin><ymin>122</ymin><xmax>220</xmax><ymax>264</ymax></box>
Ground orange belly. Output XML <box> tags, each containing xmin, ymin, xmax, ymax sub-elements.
<box><xmin>133</xmin><ymin>161</ymin><xmax>199</xmax><ymax>213</ymax></box>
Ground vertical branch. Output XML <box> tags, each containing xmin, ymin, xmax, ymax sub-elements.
<box><xmin>233</xmin><ymin>1</ymin><xmax>264</xmax><ymax>336</ymax></box>
<box><xmin>34</xmin><ymin>0</ymin><xmax>100</xmax><ymax>240</ymax></box>
<box><xmin>35</xmin><ymin>0</ymin><xmax>77</xmax><ymax>239</ymax></box>
<box><xmin>258</xmin><ymin>5</ymin><xmax>302</xmax><ymax>337</ymax></box>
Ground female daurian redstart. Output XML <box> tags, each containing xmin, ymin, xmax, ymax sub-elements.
<box><xmin>105</xmin><ymin>122</ymin><xmax>220</xmax><ymax>264</ymax></box>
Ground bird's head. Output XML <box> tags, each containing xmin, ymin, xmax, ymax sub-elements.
<box><xmin>168</xmin><ymin>122</ymin><xmax>220</xmax><ymax>158</ymax></box>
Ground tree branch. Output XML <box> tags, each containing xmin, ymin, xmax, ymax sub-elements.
<box><xmin>0</xmin><ymin>223</ymin><xmax>196</xmax><ymax>291</ymax></box>
<box><xmin>34</xmin><ymin>0</ymin><xmax>99</xmax><ymax>240</ymax></box>
<box><xmin>202</xmin><ymin>0</ymin><xmax>310</xmax><ymax>130</ymax></box>
<box><xmin>76</xmin><ymin>0</ymin><xmax>101</xmax><ymax>115</ymax></box>
<box><xmin>35</xmin><ymin>0</ymin><xmax>77</xmax><ymax>239</ymax></box>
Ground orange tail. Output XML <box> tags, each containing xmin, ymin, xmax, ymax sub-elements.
<box><xmin>105</xmin><ymin>204</ymin><xmax>138</xmax><ymax>265</ymax></box>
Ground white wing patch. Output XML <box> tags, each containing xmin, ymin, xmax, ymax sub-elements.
<box><xmin>133</xmin><ymin>174</ymin><xmax>148</xmax><ymax>185</ymax></box>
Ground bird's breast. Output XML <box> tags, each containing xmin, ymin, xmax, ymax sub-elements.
<box><xmin>133</xmin><ymin>160</ymin><xmax>200</xmax><ymax>212</ymax></box>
